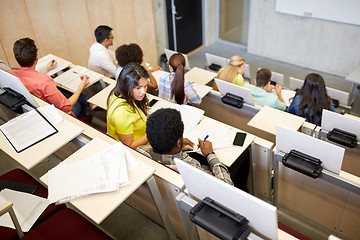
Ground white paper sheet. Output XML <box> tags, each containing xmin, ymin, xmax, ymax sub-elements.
<box><xmin>48</xmin><ymin>142</ymin><xmax>135</xmax><ymax>204</ymax></box>
<box><xmin>0</xmin><ymin>109</ymin><xmax>57</xmax><ymax>152</ymax></box>
<box><xmin>37</xmin><ymin>105</ymin><xmax>63</xmax><ymax>125</ymax></box>
<box><xmin>149</xmin><ymin>101</ymin><xmax>204</xmax><ymax>133</ymax></box>
<box><xmin>184</xmin><ymin>126</ymin><xmax>232</xmax><ymax>150</ymax></box>
<box><xmin>35</xmin><ymin>54</ymin><xmax>71</xmax><ymax>76</ymax></box>
<box><xmin>0</xmin><ymin>189</ymin><xmax>48</xmax><ymax>232</ymax></box>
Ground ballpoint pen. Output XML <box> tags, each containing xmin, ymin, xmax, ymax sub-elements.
<box><xmin>50</xmin><ymin>60</ymin><xmax>55</xmax><ymax>67</ymax></box>
<box><xmin>198</xmin><ymin>134</ymin><xmax>209</xmax><ymax>149</ymax></box>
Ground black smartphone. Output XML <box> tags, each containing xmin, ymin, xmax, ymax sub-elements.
<box><xmin>148</xmin><ymin>99</ymin><xmax>158</xmax><ymax>107</ymax></box>
<box><xmin>270</xmin><ymin>80</ymin><xmax>277</xmax><ymax>86</ymax></box>
<box><xmin>233</xmin><ymin>132</ymin><xmax>247</xmax><ymax>146</ymax></box>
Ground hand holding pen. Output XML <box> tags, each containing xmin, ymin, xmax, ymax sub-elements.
<box><xmin>198</xmin><ymin>135</ymin><xmax>214</xmax><ymax>156</ymax></box>
<box><xmin>46</xmin><ymin>59</ymin><xmax>57</xmax><ymax>71</ymax></box>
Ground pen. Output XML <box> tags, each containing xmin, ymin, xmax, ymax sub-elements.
<box><xmin>51</xmin><ymin>60</ymin><xmax>55</xmax><ymax>67</ymax></box>
<box><xmin>198</xmin><ymin>134</ymin><xmax>209</xmax><ymax>149</ymax></box>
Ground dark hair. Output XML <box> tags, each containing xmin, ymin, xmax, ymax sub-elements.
<box><xmin>115</xmin><ymin>43</ymin><xmax>143</xmax><ymax>67</ymax></box>
<box><xmin>295</xmin><ymin>73</ymin><xmax>332</xmax><ymax>124</ymax></box>
<box><xmin>256</xmin><ymin>68</ymin><xmax>271</xmax><ymax>87</ymax></box>
<box><xmin>146</xmin><ymin>108</ymin><xmax>184</xmax><ymax>153</ymax></box>
<box><xmin>13</xmin><ymin>38</ymin><xmax>37</xmax><ymax>67</ymax></box>
<box><xmin>94</xmin><ymin>25</ymin><xmax>113</xmax><ymax>43</ymax></box>
<box><xmin>107</xmin><ymin>63</ymin><xmax>150</xmax><ymax>116</ymax></box>
<box><xmin>169</xmin><ymin>53</ymin><xmax>185</xmax><ymax>104</ymax></box>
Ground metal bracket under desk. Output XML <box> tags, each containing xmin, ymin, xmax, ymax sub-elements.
<box><xmin>272</xmin><ymin>151</ymin><xmax>360</xmax><ymax>206</ymax></box>
<box><xmin>175</xmin><ymin>192</ymin><xmax>263</xmax><ymax>240</ymax></box>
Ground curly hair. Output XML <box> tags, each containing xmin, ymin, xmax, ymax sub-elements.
<box><xmin>115</xmin><ymin>43</ymin><xmax>143</xmax><ymax>67</ymax></box>
<box><xmin>146</xmin><ymin>108</ymin><xmax>184</xmax><ymax>154</ymax></box>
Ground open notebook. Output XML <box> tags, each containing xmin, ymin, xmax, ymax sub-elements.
<box><xmin>54</xmin><ymin>65</ymin><xmax>103</xmax><ymax>92</ymax></box>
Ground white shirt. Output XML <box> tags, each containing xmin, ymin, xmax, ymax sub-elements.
<box><xmin>88</xmin><ymin>42</ymin><xmax>117</xmax><ymax>78</ymax></box>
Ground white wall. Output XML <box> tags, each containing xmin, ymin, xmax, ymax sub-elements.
<box><xmin>247</xmin><ymin>0</ymin><xmax>360</xmax><ymax>77</ymax></box>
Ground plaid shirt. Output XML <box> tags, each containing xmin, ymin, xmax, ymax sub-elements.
<box><xmin>137</xmin><ymin>145</ymin><xmax>233</xmax><ymax>185</ymax></box>
<box><xmin>158</xmin><ymin>72</ymin><xmax>202</xmax><ymax>104</ymax></box>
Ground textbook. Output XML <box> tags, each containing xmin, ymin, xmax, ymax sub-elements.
<box><xmin>54</xmin><ymin>65</ymin><xmax>103</xmax><ymax>92</ymax></box>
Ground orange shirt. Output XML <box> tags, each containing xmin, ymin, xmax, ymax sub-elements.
<box><xmin>9</xmin><ymin>67</ymin><xmax>72</xmax><ymax>114</ymax></box>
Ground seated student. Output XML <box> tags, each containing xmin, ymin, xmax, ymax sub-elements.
<box><xmin>115</xmin><ymin>43</ymin><xmax>160</xmax><ymax>90</ymax></box>
<box><xmin>288</xmin><ymin>73</ymin><xmax>336</xmax><ymax>125</ymax></box>
<box><xmin>88</xmin><ymin>25</ymin><xmax>117</xmax><ymax>78</ymax></box>
<box><xmin>245</xmin><ymin>68</ymin><xmax>286</xmax><ymax>110</ymax></box>
<box><xmin>107</xmin><ymin>63</ymin><xmax>149</xmax><ymax>149</ymax></box>
<box><xmin>9</xmin><ymin>38</ymin><xmax>90</xmax><ymax>117</ymax></box>
<box><xmin>158</xmin><ymin>53</ymin><xmax>201</xmax><ymax>104</ymax></box>
<box><xmin>137</xmin><ymin>108</ymin><xmax>234</xmax><ymax>185</ymax></box>
<box><xmin>213</xmin><ymin>55</ymin><xmax>246</xmax><ymax>91</ymax></box>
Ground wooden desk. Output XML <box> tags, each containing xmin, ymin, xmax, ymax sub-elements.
<box><xmin>87</xmin><ymin>82</ymin><xmax>115</xmax><ymax>110</ymax></box>
<box><xmin>0</xmin><ymin>117</ymin><xmax>83</xmax><ymax>169</ymax></box>
<box><xmin>40</xmin><ymin>137</ymin><xmax>176</xmax><ymax>239</ymax></box>
<box><xmin>247</xmin><ymin>106</ymin><xmax>305</xmax><ymax>135</ymax></box>
<box><xmin>184</xmin><ymin>67</ymin><xmax>217</xmax><ymax>85</ymax></box>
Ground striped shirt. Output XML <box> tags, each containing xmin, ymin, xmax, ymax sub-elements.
<box><xmin>158</xmin><ymin>72</ymin><xmax>201</xmax><ymax>104</ymax></box>
<box><xmin>137</xmin><ymin>145</ymin><xmax>233</xmax><ymax>185</ymax></box>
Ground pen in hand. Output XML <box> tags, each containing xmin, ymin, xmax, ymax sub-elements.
<box><xmin>51</xmin><ymin>60</ymin><xmax>55</xmax><ymax>67</ymax></box>
<box><xmin>198</xmin><ymin>134</ymin><xmax>209</xmax><ymax>149</ymax></box>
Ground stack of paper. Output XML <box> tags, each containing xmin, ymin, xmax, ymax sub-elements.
<box><xmin>54</xmin><ymin>65</ymin><xmax>103</xmax><ymax>92</ymax></box>
<box><xmin>47</xmin><ymin>141</ymin><xmax>138</xmax><ymax>204</ymax></box>
<box><xmin>149</xmin><ymin>100</ymin><xmax>204</xmax><ymax>133</ymax></box>
<box><xmin>35</xmin><ymin>54</ymin><xmax>71</xmax><ymax>76</ymax></box>
<box><xmin>0</xmin><ymin>189</ymin><xmax>48</xmax><ymax>232</ymax></box>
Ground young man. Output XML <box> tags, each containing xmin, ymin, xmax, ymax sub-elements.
<box><xmin>88</xmin><ymin>25</ymin><xmax>117</xmax><ymax>78</ymax></box>
<box><xmin>137</xmin><ymin>108</ymin><xmax>234</xmax><ymax>185</ymax></box>
<box><xmin>9</xmin><ymin>37</ymin><xmax>89</xmax><ymax>117</ymax></box>
<box><xmin>246</xmin><ymin>68</ymin><xmax>286</xmax><ymax>110</ymax></box>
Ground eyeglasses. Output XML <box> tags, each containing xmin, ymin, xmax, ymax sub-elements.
<box><xmin>108</xmin><ymin>36</ymin><xmax>114</xmax><ymax>40</ymax></box>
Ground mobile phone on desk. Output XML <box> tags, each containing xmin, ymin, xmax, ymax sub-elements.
<box><xmin>148</xmin><ymin>99</ymin><xmax>158</xmax><ymax>107</ymax></box>
<box><xmin>233</xmin><ymin>132</ymin><xmax>247</xmax><ymax>146</ymax></box>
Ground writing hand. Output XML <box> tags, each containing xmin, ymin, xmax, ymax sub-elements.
<box><xmin>182</xmin><ymin>138</ymin><xmax>195</xmax><ymax>151</ymax></box>
<box><xmin>198</xmin><ymin>138</ymin><xmax>214</xmax><ymax>156</ymax></box>
<box><xmin>46</xmin><ymin>59</ymin><xmax>57</xmax><ymax>71</ymax></box>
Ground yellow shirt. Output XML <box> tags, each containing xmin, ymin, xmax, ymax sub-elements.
<box><xmin>106</xmin><ymin>94</ymin><xmax>146</xmax><ymax>141</ymax></box>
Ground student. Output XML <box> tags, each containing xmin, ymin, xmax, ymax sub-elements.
<box><xmin>107</xmin><ymin>63</ymin><xmax>149</xmax><ymax>149</ymax></box>
<box><xmin>114</xmin><ymin>43</ymin><xmax>160</xmax><ymax>89</ymax></box>
<box><xmin>158</xmin><ymin>53</ymin><xmax>201</xmax><ymax>104</ymax></box>
<box><xmin>213</xmin><ymin>55</ymin><xmax>245</xmax><ymax>91</ymax></box>
<box><xmin>9</xmin><ymin>37</ymin><xmax>90</xmax><ymax>117</ymax></box>
<box><xmin>288</xmin><ymin>73</ymin><xmax>336</xmax><ymax>125</ymax></box>
<box><xmin>137</xmin><ymin>108</ymin><xmax>233</xmax><ymax>185</ymax></box>
<box><xmin>245</xmin><ymin>68</ymin><xmax>286</xmax><ymax>110</ymax></box>
<box><xmin>88</xmin><ymin>25</ymin><xmax>117</xmax><ymax>78</ymax></box>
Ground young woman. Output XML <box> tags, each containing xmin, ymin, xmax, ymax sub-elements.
<box><xmin>107</xmin><ymin>63</ymin><xmax>149</xmax><ymax>149</ymax></box>
<box><xmin>114</xmin><ymin>43</ymin><xmax>160</xmax><ymax>89</ymax></box>
<box><xmin>214</xmin><ymin>55</ymin><xmax>246</xmax><ymax>91</ymax></box>
<box><xmin>158</xmin><ymin>53</ymin><xmax>201</xmax><ymax>104</ymax></box>
<box><xmin>287</xmin><ymin>73</ymin><xmax>336</xmax><ymax>125</ymax></box>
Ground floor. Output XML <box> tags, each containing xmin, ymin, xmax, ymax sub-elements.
<box><xmin>2</xmin><ymin>39</ymin><xmax>358</xmax><ymax>240</ymax></box>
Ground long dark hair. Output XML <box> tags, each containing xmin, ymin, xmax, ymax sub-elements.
<box><xmin>107</xmin><ymin>63</ymin><xmax>149</xmax><ymax>116</ymax></box>
<box><xmin>295</xmin><ymin>73</ymin><xmax>332</xmax><ymax>124</ymax></box>
<box><xmin>169</xmin><ymin>53</ymin><xmax>185</xmax><ymax>104</ymax></box>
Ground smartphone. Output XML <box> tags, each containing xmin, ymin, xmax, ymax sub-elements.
<box><xmin>270</xmin><ymin>80</ymin><xmax>277</xmax><ymax>86</ymax></box>
<box><xmin>148</xmin><ymin>99</ymin><xmax>158</xmax><ymax>107</ymax></box>
<box><xmin>233</xmin><ymin>132</ymin><xmax>247</xmax><ymax>146</ymax></box>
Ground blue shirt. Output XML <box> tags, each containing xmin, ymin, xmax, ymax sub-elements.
<box><xmin>245</xmin><ymin>85</ymin><xmax>286</xmax><ymax>110</ymax></box>
<box><xmin>287</xmin><ymin>95</ymin><xmax>336</xmax><ymax>125</ymax></box>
